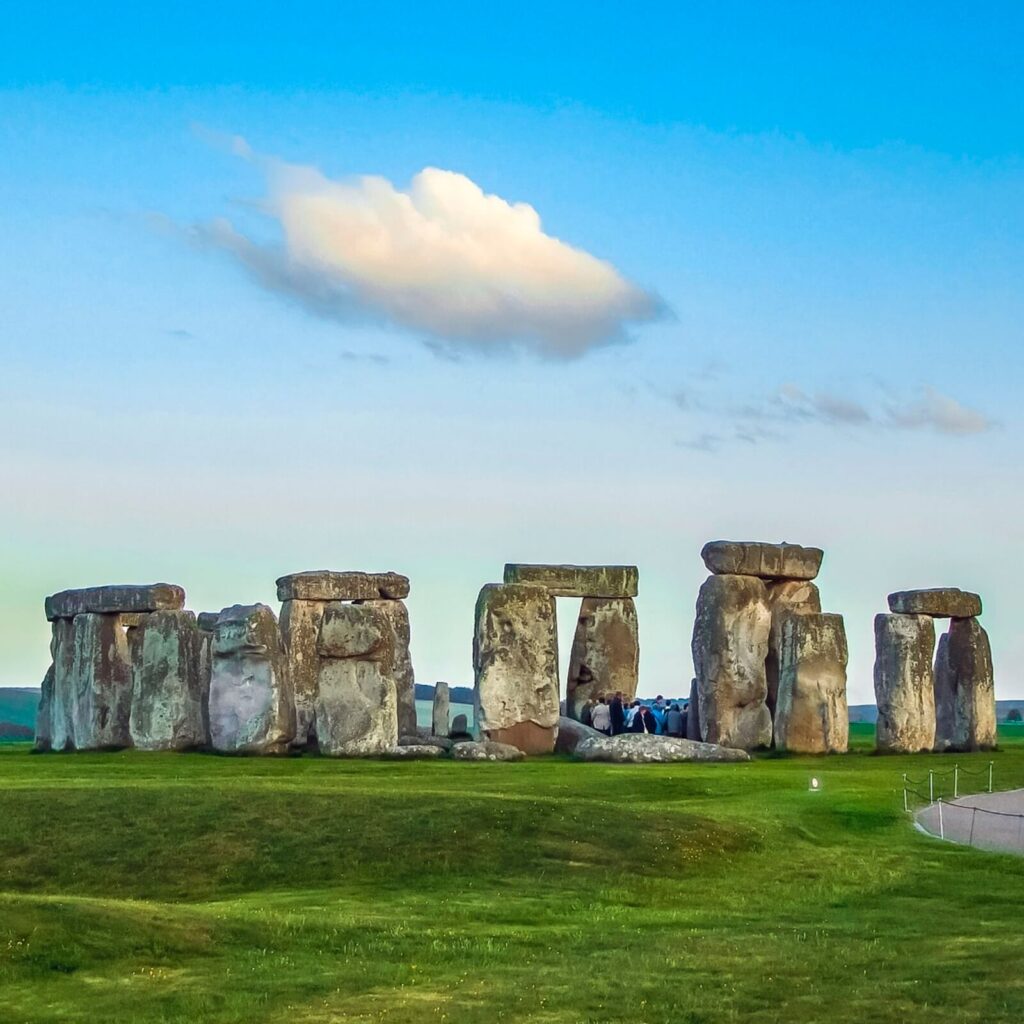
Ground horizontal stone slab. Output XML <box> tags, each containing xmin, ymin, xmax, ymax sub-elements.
<box><xmin>700</xmin><ymin>541</ymin><xmax>823</xmax><ymax>581</ymax></box>
<box><xmin>45</xmin><ymin>584</ymin><xmax>185</xmax><ymax>622</ymax></box>
<box><xmin>276</xmin><ymin>570</ymin><xmax>410</xmax><ymax>602</ymax></box>
<box><xmin>502</xmin><ymin>564</ymin><xmax>638</xmax><ymax>598</ymax></box>
<box><xmin>888</xmin><ymin>589</ymin><xmax>982</xmax><ymax>618</ymax></box>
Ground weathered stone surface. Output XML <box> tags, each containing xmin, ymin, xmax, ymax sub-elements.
<box><xmin>565</xmin><ymin>598</ymin><xmax>639</xmax><ymax>720</ymax></box>
<box><xmin>276</xmin><ymin>570</ymin><xmax>410</xmax><ymax>602</ymax></box>
<box><xmin>65</xmin><ymin>613</ymin><xmax>134</xmax><ymax>749</ymax></box>
<box><xmin>765</xmin><ymin>580</ymin><xmax>822</xmax><ymax>717</ymax></box>
<box><xmin>502</xmin><ymin>564</ymin><xmax>638</xmax><ymax>598</ymax></box>
<box><xmin>196</xmin><ymin>612</ymin><xmax>220</xmax><ymax>633</ymax></box>
<box><xmin>280</xmin><ymin>599</ymin><xmax>326</xmax><ymax>748</ymax></box>
<box><xmin>363</xmin><ymin>599</ymin><xmax>417</xmax><ymax>739</ymax></box>
<box><xmin>700</xmin><ymin>542</ymin><xmax>823</xmax><ymax>581</ymax></box>
<box><xmin>934</xmin><ymin>618</ymin><xmax>996</xmax><ymax>752</ymax></box>
<box><xmin>691</xmin><ymin>574</ymin><xmax>772</xmax><ymax>750</ymax></box>
<box><xmin>450</xmin><ymin>740</ymin><xmax>526</xmax><ymax>762</ymax></box>
<box><xmin>129</xmin><ymin>610</ymin><xmax>206</xmax><ymax>751</ymax></box>
<box><xmin>384</xmin><ymin>744</ymin><xmax>446</xmax><ymax>759</ymax></box>
<box><xmin>888</xmin><ymin>589</ymin><xmax>982</xmax><ymax>619</ymax></box>
<box><xmin>315</xmin><ymin>603</ymin><xmax>398</xmax><ymax>756</ymax></box>
<box><xmin>474</xmin><ymin>583</ymin><xmax>559</xmax><ymax>754</ymax></box>
<box><xmin>432</xmin><ymin>681</ymin><xmax>450</xmax><ymax>737</ymax></box>
<box><xmin>874</xmin><ymin>613</ymin><xmax>936</xmax><ymax>753</ymax></box>
<box><xmin>774</xmin><ymin>613</ymin><xmax>849</xmax><ymax>753</ymax></box>
<box><xmin>685</xmin><ymin>678</ymin><xmax>701</xmax><ymax>741</ymax></box>
<box><xmin>450</xmin><ymin>713</ymin><xmax>470</xmax><ymax>737</ymax></box>
<box><xmin>554</xmin><ymin>716</ymin><xmax>602</xmax><ymax>754</ymax></box>
<box><xmin>209</xmin><ymin>604</ymin><xmax>295</xmax><ymax>754</ymax></box>
<box><xmin>45</xmin><ymin>584</ymin><xmax>185</xmax><ymax>622</ymax></box>
<box><xmin>48</xmin><ymin>618</ymin><xmax>76</xmax><ymax>751</ymax></box>
<box><xmin>400</xmin><ymin>733</ymin><xmax>453</xmax><ymax>751</ymax></box>
<box><xmin>34</xmin><ymin>663</ymin><xmax>55</xmax><ymax>752</ymax></box>
<box><xmin>575</xmin><ymin>733</ymin><xmax>750</xmax><ymax>763</ymax></box>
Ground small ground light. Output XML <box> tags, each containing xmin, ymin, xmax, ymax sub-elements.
<box><xmin>809</xmin><ymin>776</ymin><xmax>821</xmax><ymax>792</ymax></box>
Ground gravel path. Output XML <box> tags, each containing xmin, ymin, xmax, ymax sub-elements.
<box><xmin>916</xmin><ymin>788</ymin><xmax>1024</xmax><ymax>856</ymax></box>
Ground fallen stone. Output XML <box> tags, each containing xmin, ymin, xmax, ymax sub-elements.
<box><xmin>363</xmin><ymin>599</ymin><xmax>417</xmax><ymax>739</ymax></box>
<box><xmin>774</xmin><ymin>613</ymin><xmax>849</xmax><ymax>753</ymax></box>
<box><xmin>45</xmin><ymin>583</ymin><xmax>185</xmax><ymax>622</ymax></box>
<box><xmin>385</xmin><ymin>744</ymin><xmax>446</xmax><ymax>759</ymax></box>
<box><xmin>280</xmin><ymin>599</ymin><xmax>327</xmax><ymax>749</ymax></box>
<box><xmin>765</xmin><ymin>580</ymin><xmax>822</xmax><ymax>718</ymax></box>
<box><xmin>474</xmin><ymin>583</ymin><xmax>559</xmax><ymax>754</ymax></box>
<box><xmin>209</xmin><ymin>604</ymin><xmax>295</xmax><ymax>754</ymax></box>
<box><xmin>700</xmin><ymin>542</ymin><xmax>823</xmax><ymax>581</ymax></box>
<box><xmin>934</xmin><ymin>618</ymin><xmax>996</xmax><ymax>751</ymax></box>
<box><xmin>888</xmin><ymin>589</ymin><xmax>982</xmax><ymax>619</ymax></box>
<box><xmin>691</xmin><ymin>574</ymin><xmax>772</xmax><ymax>750</ymax></box>
<box><xmin>450</xmin><ymin>740</ymin><xmax>526</xmax><ymax>762</ymax></box>
<box><xmin>275</xmin><ymin>570</ymin><xmax>410</xmax><ymax>602</ymax></box>
<box><xmin>400</xmin><ymin>733</ymin><xmax>453</xmax><ymax>751</ymax></box>
<box><xmin>502</xmin><ymin>564</ymin><xmax>638</xmax><ymax>598</ymax></box>
<box><xmin>574</xmin><ymin>733</ymin><xmax>750</xmax><ymax>763</ymax></box>
<box><xmin>432</xmin><ymin>681</ymin><xmax>451</xmax><ymax>737</ymax></box>
<box><xmin>315</xmin><ymin>603</ymin><xmax>398</xmax><ymax>756</ymax></box>
<box><xmin>874</xmin><ymin>613</ymin><xmax>936</xmax><ymax>753</ymax></box>
<box><xmin>65</xmin><ymin>613</ymin><xmax>134</xmax><ymax>749</ymax></box>
<box><xmin>685</xmin><ymin>678</ymin><xmax>701</xmax><ymax>741</ymax></box>
<box><xmin>554</xmin><ymin>716</ymin><xmax>603</xmax><ymax>754</ymax></box>
<box><xmin>129</xmin><ymin>610</ymin><xmax>207</xmax><ymax>751</ymax></box>
<box><xmin>565</xmin><ymin>598</ymin><xmax>639</xmax><ymax>720</ymax></box>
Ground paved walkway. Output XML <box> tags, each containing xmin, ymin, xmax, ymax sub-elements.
<box><xmin>916</xmin><ymin>788</ymin><xmax>1024</xmax><ymax>856</ymax></box>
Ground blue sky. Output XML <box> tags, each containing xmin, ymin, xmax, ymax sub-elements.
<box><xmin>1</xmin><ymin>3</ymin><xmax>1022</xmax><ymax>700</ymax></box>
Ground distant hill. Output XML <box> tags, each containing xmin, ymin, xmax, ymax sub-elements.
<box><xmin>415</xmin><ymin>683</ymin><xmax>474</xmax><ymax>705</ymax></box>
<box><xmin>0</xmin><ymin>688</ymin><xmax>39</xmax><ymax>734</ymax></box>
<box><xmin>850</xmin><ymin>701</ymin><xmax>1024</xmax><ymax>725</ymax></box>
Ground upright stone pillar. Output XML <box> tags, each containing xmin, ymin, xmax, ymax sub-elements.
<box><xmin>565</xmin><ymin>598</ymin><xmax>639</xmax><ymax>720</ymax></box>
<box><xmin>49</xmin><ymin>617</ymin><xmax>76</xmax><ymax>752</ymax></box>
<box><xmin>874</xmin><ymin>613</ymin><xmax>936</xmax><ymax>753</ymax></box>
<box><xmin>692</xmin><ymin>574</ymin><xmax>772</xmax><ymax>750</ymax></box>
<box><xmin>315</xmin><ymin>602</ymin><xmax>398</xmax><ymax>755</ymax></box>
<box><xmin>474</xmin><ymin>583</ymin><xmax>559</xmax><ymax>754</ymax></box>
<box><xmin>34</xmin><ymin>664</ymin><xmax>55</xmax><ymax>752</ymax></box>
<box><xmin>66</xmin><ymin>613</ymin><xmax>134</xmax><ymax>749</ymax></box>
<box><xmin>685</xmin><ymin>678</ymin><xmax>701</xmax><ymax>741</ymax></box>
<box><xmin>129</xmin><ymin>610</ymin><xmax>206</xmax><ymax>750</ymax></box>
<box><xmin>279</xmin><ymin>599</ymin><xmax>327</xmax><ymax>748</ymax></box>
<box><xmin>774</xmin><ymin>613</ymin><xmax>849</xmax><ymax>753</ymax></box>
<box><xmin>432</xmin><ymin>681</ymin><xmax>451</xmax><ymax>736</ymax></box>
<box><xmin>364</xmin><ymin>599</ymin><xmax>417</xmax><ymax>738</ymax></box>
<box><xmin>934</xmin><ymin>618</ymin><xmax>996</xmax><ymax>751</ymax></box>
<box><xmin>765</xmin><ymin>580</ymin><xmax>821</xmax><ymax>718</ymax></box>
<box><xmin>209</xmin><ymin>604</ymin><xmax>295</xmax><ymax>754</ymax></box>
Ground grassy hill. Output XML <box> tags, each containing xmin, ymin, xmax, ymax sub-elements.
<box><xmin>0</xmin><ymin>688</ymin><xmax>39</xmax><ymax>740</ymax></box>
<box><xmin>1</xmin><ymin>731</ymin><xmax>1023</xmax><ymax>1022</ymax></box>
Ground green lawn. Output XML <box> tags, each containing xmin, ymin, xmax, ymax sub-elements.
<box><xmin>1</xmin><ymin>731</ymin><xmax>1023</xmax><ymax>1023</ymax></box>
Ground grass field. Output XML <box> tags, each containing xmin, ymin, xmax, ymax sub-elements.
<box><xmin>2</xmin><ymin>730</ymin><xmax>1023</xmax><ymax>1023</ymax></box>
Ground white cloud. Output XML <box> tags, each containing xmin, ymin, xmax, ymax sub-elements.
<box><xmin>886</xmin><ymin>386</ymin><xmax>993</xmax><ymax>435</ymax></box>
<box><xmin>193</xmin><ymin>150</ymin><xmax>663</xmax><ymax>357</ymax></box>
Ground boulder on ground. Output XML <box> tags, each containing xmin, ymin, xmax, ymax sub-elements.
<box><xmin>362</xmin><ymin>599</ymin><xmax>417</xmax><ymax>738</ymax></box>
<box><xmin>474</xmin><ymin>583</ymin><xmax>559</xmax><ymax>754</ymax></box>
<box><xmin>46</xmin><ymin>583</ymin><xmax>185</xmax><ymax>622</ymax></box>
<box><xmin>315</xmin><ymin>602</ymin><xmax>398</xmax><ymax>756</ymax></box>
<box><xmin>701</xmin><ymin>542</ymin><xmax>823</xmax><ymax>581</ymax></box>
<box><xmin>209</xmin><ymin>604</ymin><xmax>295</xmax><ymax>754</ymax></box>
<box><xmin>574</xmin><ymin>733</ymin><xmax>750</xmax><ymax>763</ymax></box>
<box><xmin>874</xmin><ymin>613</ymin><xmax>936</xmax><ymax>753</ymax></box>
<box><xmin>774</xmin><ymin>612</ymin><xmax>849</xmax><ymax>753</ymax></box>
<box><xmin>692</xmin><ymin>574</ymin><xmax>772</xmax><ymax>750</ymax></box>
<box><xmin>554</xmin><ymin>715</ymin><xmax>603</xmax><ymax>754</ymax></box>
<box><xmin>276</xmin><ymin>570</ymin><xmax>410</xmax><ymax>602</ymax></box>
<box><xmin>565</xmin><ymin>597</ymin><xmax>639</xmax><ymax>720</ymax></box>
<box><xmin>450</xmin><ymin>740</ymin><xmax>526</xmax><ymax>762</ymax></box>
<box><xmin>502</xmin><ymin>564</ymin><xmax>638</xmax><ymax>598</ymax></box>
<box><xmin>384</xmin><ymin>744</ymin><xmax>446</xmax><ymax>759</ymax></box>
<box><xmin>432</xmin><ymin>681</ymin><xmax>450</xmax><ymax>737</ymax></box>
<box><xmin>130</xmin><ymin>610</ymin><xmax>207</xmax><ymax>751</ymax></box>
<box><xmin>280</xmin><ymin>599</ymin><xmax>327</xmax><ymax>748</ymax></box>
<box><xmin>765</xmin><ymin>580</ymin><xmax>821</xmax><ymax>718</ymax></box>
<box><xmin>887</xmin><ymin>589</ymin><xmax>982</xmax><ymax>619</ymax></box>
<box><xmin>400</xmin><ymin>733</ymin><xmax>453</xmax><ymax>751</ymax></box>
<box><xmin>934</xmin><ymin>618</ymin><xmax>996</xmax><ymax>751</ymax></box>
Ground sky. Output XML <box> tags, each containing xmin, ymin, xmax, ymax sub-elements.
<box><xmin>1</xmin><ymin>2</ymin><xmax>1022</xmax><ymax>702</ymax></box>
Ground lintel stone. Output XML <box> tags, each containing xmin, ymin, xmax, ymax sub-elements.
<box><xmin>502</xmin><ymin>564</ymin><xmax>638</xmax><ymax>598</ymax></box>
<box><xmin>45</xmin><ymin>584</ymin><xmax>185</xmax><ymax>622</ymax></box>
<box><xmin>276</xmin><ymin>570</ymin><xmax>410</xmax><ymax>602</ymax></box>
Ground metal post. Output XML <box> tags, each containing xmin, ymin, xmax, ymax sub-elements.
<box><xmin>969</xmin><ymin>807</ymin><xmax>977</xmax><ymax>847</ymax></box>
<box><xmin>938</xmin><ymin>799</ymin><xmax>944</xmax><ymax>840</ymax></box>
<box><xmin>929</xmin><ymin>771</ymin><xmax>934</xmax><ymax>804</ymax></box>
<box><xmin>988</xmin><ymin>761</ymin><xmax>994</xmax><ymax>794</ymax></box>
<box><xmin>902</xmin><ymin>774</ymin><xmax>909</xmax><ymax>813</ymax></box>
<box><xmin>954</xmin><ymin>764</ymin><xmax>959</xmax><ymax>799</ymax></box>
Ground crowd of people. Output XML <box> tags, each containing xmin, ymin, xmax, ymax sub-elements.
<box><xmin>580</xmin><ymin>693</ymin><xmax>690</xmax><ymax>737</ymax></box>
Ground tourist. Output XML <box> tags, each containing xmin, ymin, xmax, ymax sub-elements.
<box><xmin>629</xmin><ymin>703</ymin><xmax>657</xmax><ymax>733</ymax></box>
<box><xmin>625</xmin><ymin>700</ymin><xmax>639</xmax><ymax>728</ymax></box>
<box><xmin>580</xmin><ymin>698</ymin><xmax>595</xmax><ymax>728</ymax></box>
<box><xmin>609</xmin><ymin>692</ymin><xmax>626</xmax><ymax>735</ymax></box>
<box><xmin>665</xmin><ymin>702</ymin><xmax>684</xmax><ymax>737</ymax></box>
<box><xmin>591</xmin><ymin>696</ymin><xmax>611</xmax><ymax>735</ymax></box>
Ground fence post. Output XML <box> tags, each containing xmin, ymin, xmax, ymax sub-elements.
<box><xmin>988</xmin><ymin>761</ymin><xmax>994</xmax><ymax>794</ymax></box>
<box><xmin>969</xmin><ymin>807</ymin><xmax>977</xmax><ymax>847</ymax></box>
<box><xmin>938</xmin><ymin>799</ymin><xmax>944</xmax><ymax>840</ymax></box>
<box><xmin>929</xmin><ymin>771</ymin><xmax>934</xmax><ymax>804</ymax></box>
<box><xmin>903</xmin><ymin>775</ymin><xmax>909</xmax><ymax>813</ymax></box>
<box><xmin>954</xmin><ymin>764</ymin><xmax>959</xmax><ymax>799</ymax></box>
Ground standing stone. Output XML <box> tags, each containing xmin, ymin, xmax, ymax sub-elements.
<box><xmin>565</xmin><ymin>598</ymin><xmax>639</xmax><ymax>720</ymax></box>
<box><xmin>474</xmin><ymin>583</ymin><xmax>559</xmax><ymax>754</ymax></box>
<box><xmin>49</xmin><ymin>618</ymin><xmax>76</xmax><ymax>751</ymax></box>
<box><xmin>363</xmin><ymin>599</ymin><xmax>417</xmax><ymax>739</ymax></box>
<box><xmin>432</xmin><ymin>681</ymin><xmax>451</xmax><ymax>737</ymax></box>
<box><xmin>934</xmin><ymin>618</ymin><xmax>996</xmax><ymax>752</ymax></box>
<box><xmin>279</xmin><ymin>599</ymin><xmax>327</xmax><ymax>748</ymax></box>
<box><xmin>685</xmin><ymin>678</ymin><xmax>701</xmax><ymax>741</ymax></box>
<box><xmin>196</xmin><ymin>614</ymin><xmax>216</xmax><ymax>743</ymax></box>
<box><xmin>774</xmin><ymin>613</ymin><xmax>849</xmax><ymax>753</ymax></box>
<box><xmin>67</xmin><ymin>613</ymin><xmax>134</xmax><ymax>749</ymax></box>
<box><xmin>129</xmin><ymin>610</ymin><xmax>206</xmax><ymax>751</ymax></box>
<box><xmin>874</xmin><ymin>613</ymin><xmax>936</xmax><ymax>753</ymax></box>
<box><xmin>691</xmin><ymin>574</ymin><xmax>772</xmax><ymax>750</ymax></box>
<box><xmin>315</xmin><ymin>602</ymin><xmax>398</xmax><ymax>756</ymax></box>
<box><xmin>34</xmin><ymin>663</ymin><xmax>55</xmax><ymax>752</ymax></box>
<box><xmin>209</xmin><ymin>604</ymin><xmax>295</xmax><ymax>754</ymax></box>
<box><xmin>765</xmin><ymin>580</ymin><xmax>821</xmax><ymax>718</ymax></box>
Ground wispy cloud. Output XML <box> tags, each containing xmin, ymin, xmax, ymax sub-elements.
<box><xmin>886</xmin><ymin>386</ymin><xmax>993</xmax><ymax>435</ymax></box>
<box><xmin>189</xmin><ymin>142</ymin><xmax>665</xmax><ymax>358</ymax></box>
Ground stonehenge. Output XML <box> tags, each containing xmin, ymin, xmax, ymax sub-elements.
<box><xmin>432</xmin><ymin>681</ymin><xmax>450</xmax><ymax>736</ymax></box>
<box><xmin>566</xmin><ymin>597</ymin><xmax>639</xmax><ymax>721</ymax></box>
